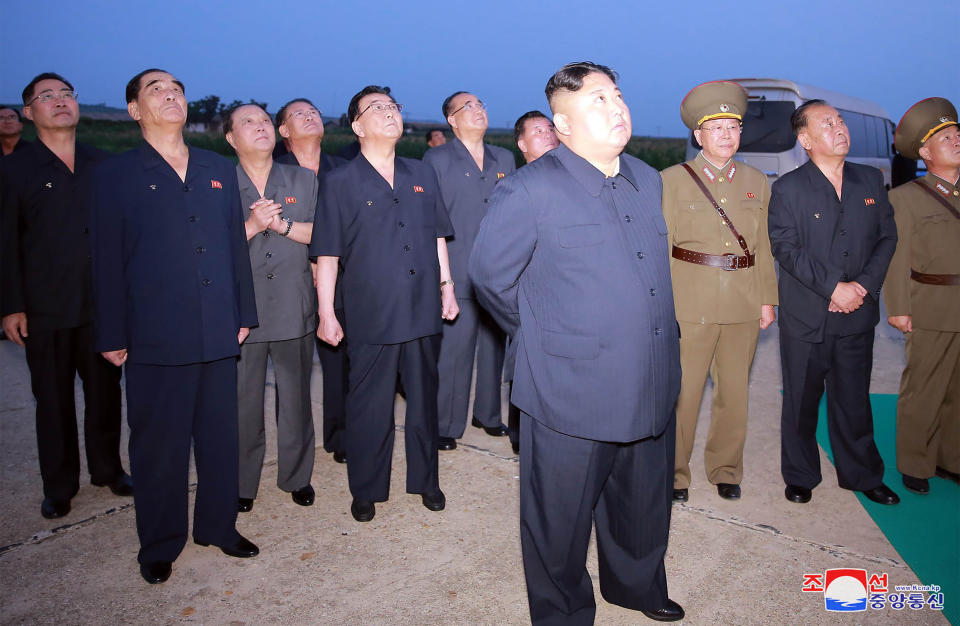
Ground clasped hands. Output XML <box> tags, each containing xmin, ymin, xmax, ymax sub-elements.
<box><xmin>828</xmin><ymin>281</ymin><xmax>867</xmax><ymax>314</ymax></box>
<box><xmin>248</xmin><ymin>197</ymin><xmax>285</xmax><ymax>233</ymax></box>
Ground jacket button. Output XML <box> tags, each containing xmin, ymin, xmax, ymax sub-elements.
<box><xmin>82</xmin><ymin>227</ymin><xmax>89</xmax><ymax>234</ymax></box>
<box><xmin>409</xmin><ymin>269</ymin><xmax>416</xmax><ymax>275</ymax></box>
<box><xmin>398</xmin><ymin>222</ymin><xmax>405</xmax><ymax>228</ymax></box>
<box><xmin>637</xmin><ymin>251</ymin><xmax>645</xmax><ymax>259</ymax></box>
<box><xmin>265</xmin><ymin>252</ymin><xmax>272</xmax><ymax>258</ymax></box>
<box><xmin>188</xmin><ymin>215</ymin><xmax>198</xmax><ymax>222</ymax></box>
<box><xmin>393</xmin><ymin>198</ymin><xmax>400</xmax><ymax>204</ymax></box>
<box><xmin>483</xmin><ymin>198</ymin><xmax>488</xmax><ymax>203</ymax></box>
<box><xmin>266</xmin><ymin>273</ymin><xmax>275</xmax><ymax>279</ymax></box>
<box><xmin>839</xmin><ymin>229</ymin><xmax>846</xmax><ymax>236</ymax></box>
<box><xmin>842</xmin><ymin>251</ymin><xmax>849</xmax><ymax>257</ymax></box>
<box><xmin>624</xmin><ymin>215</ymin><xmax>632</xmax><ymax>222</ymax></box>
<box><xmin>403</xmin><ymin>245</ymin><xmax>410</xmax><ymax>252</ymax></box>
<box><xmin>196</xmin><ymin>246</ymin><xmax>205</xmax><ymax>254</ymax></box>
<box><xmin>649</xmin><ymin>288</ymin><xmax>657</xmax><ymax>296</ymax></box>
<box><xmin>654</xmin><ymin>328</ymin><xmax>662</xmax><ymax>335</ymax></box>
<box><xmin>201</xmin><ymin>279</ymin><xmax>211</xmax><ymax>286</ymax></box>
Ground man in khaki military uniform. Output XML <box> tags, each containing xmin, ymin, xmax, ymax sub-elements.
<box><xmin>883</xmin><ymin>97</ymin><xmax>960</xmax><ymax>495</ymax></box>
<box><xmin>662</xmin><ymin>81</ymin><xmax>778</xmax><ymax>502</ymax></box>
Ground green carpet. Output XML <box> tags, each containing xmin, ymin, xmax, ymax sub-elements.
<box><xmin>816</xmin><ymin>393</ymin><xmax>959</xmax><ymax>624</ymax></box>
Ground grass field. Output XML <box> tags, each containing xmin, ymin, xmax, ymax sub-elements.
<box><xmin>19</xmin><ymin>120</ymin><xmax>687</xmax><ymax>171</ymax></box>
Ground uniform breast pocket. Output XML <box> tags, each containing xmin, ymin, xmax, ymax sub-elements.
<box><xmin>557</xmin><ymin>224</ymin><xmax>603</xmax><ymax>248</ymax></box>
<box><xmin>676</xmin><ymin>201</ymin><xmax>717</xmax><ymax>242</ymax></box>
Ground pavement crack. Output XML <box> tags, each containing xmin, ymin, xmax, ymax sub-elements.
<box><xmin>676</xmin><ymin>503</ymin><xmax>905</xmax><ymax>568</ymax></box>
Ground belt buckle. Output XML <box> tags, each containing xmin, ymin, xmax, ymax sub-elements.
<box><xmin>721</xmin><ymin>253</ymin><xmax>738</xmax><ymax>271</ymax></box>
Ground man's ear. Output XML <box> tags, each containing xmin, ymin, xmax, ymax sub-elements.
<box><xmin>693</xmin><ymin>128</ymin><xmax>704</xmax><ymax>148</ymax></box>
<box><xmin>797</xmin><ymin>130</ymin><xmax>811</xmax><ymax>151</ymax></box>
<box><xmin>127</xmin><ymin>100</ymin><xmax>141</xmax><ymax>122</ymax></box>
<box><xmin>225</xmin><ymin>131</ymin><xmax>237</xmax><ymax>151</ymax></box>
<box><xmin>553</xmin><ymin>113</ymin><xmax>571</xmax><ymax>137</ymax></box>
<box><xmin>22</xmin><ymin>104</ymin><xmax>34</xmax><ymax>122</ymax></box>
<box><xmin>277</xmin><ymin>122</ymin><xmax>290</xmax><ymax>139</ymax></box>
<box><xmin>517</xmin><ymin>138</ymin><xmax>528</xmax><ymax>154</ymax></box>
<box><xmin>351</xmin><ymin>120</ymin><xmax>365</xmax><ymax>138</ymax></box>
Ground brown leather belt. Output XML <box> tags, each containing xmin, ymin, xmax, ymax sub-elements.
<box><xmin>911</xmin><ymin>269</ymin><xmax>960</xmax><ymax>286</ymax></box>
<box><xmin>672</xmin><ymin>245</ymin><xmax>755</xmax><ymax>270</ymax></box>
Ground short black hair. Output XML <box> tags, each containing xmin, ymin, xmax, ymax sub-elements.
<box><xmin>790</xmin><ymin>99</ymin><xmax>827</xmax><ymax>136</ymax></box>
<box><xmin>125</xmin><ymin>68</ymin><xmax>183</xmax><ymax>104</ymax></box>
<box><xmin>441</xmin><ymin>91</ymin><xmax>469</xmax><ymax>120</ymax></box>
<box><xmin>513</xmin><ymin>110</ymin><xmax>550</xmax><ymax>143</ymax></box>
<box><xmin>545</xmin><ymin>62</ymin><xmax>618</xmax><ymax>108</ymax></box>
<box><xmin>425</xmin><ymin>129</ymin><xmax>444</xmax><ymax>142</ymax></box>
<box><xmin>223</xmin><ymin>103</ymin><xmax>268</xmax><ymax>135</ymax></box>
<box><xmin>348</xmin><ymin>85</ymin><xmax>393</xmax><ymax>123</ymax></box>
<box><xmin>22</xmin><ymin>72</ymin><xmax>74</xmax><ymax>105</ymax></box>
<box><xmin>276</xmin><ymin>98</ymin><xmax>318</xmax><ymax>126</ymax></box>
<box><xmin>0</xmin><ymin>106</ymin><xmax>23</xmax><ymax>122</ymax></box>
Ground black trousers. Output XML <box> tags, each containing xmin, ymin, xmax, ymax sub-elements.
<box><xmin>125</xmin><ymin>358</ymin><xmax>241</xmax><ymax>564</ymax></box>
<box><xmin>520</xmin><ymin>412</ymin><xmax>673</xmax><ymax>625</ymax></box>
<box><xmin>316</xmin><ymin>308</ymin><xmax>348</xmax><ymax>455</ymax></box>
<box><xmin>345</xmin><ymin>335</ymin><xmax>441</xmax><ymax>501</ymax></box>
<box><xmin>779</xmin><ymin>328</ymin><xmax>885</xmax><ymax>490</ymax></box>
<box><xmin>23</xmin><ymin>324</ymin><xmax>123</xmax><ymax>500</ymax></box>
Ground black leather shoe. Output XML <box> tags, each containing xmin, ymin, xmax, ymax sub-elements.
<box><xmin>640</xmin><ymin>598</ymin><xmax>685</xmax><ymax>622</ymax></box>
<box><xmin>936</xmin><ymin>466</ymin><xmax>960</xmax><ymax>484</ymax></box>
<box><xmin>438</xmin><ymin>436</ymin><xmax>457</xmax><ymax>451</ymax></box>
<box><xmin>92</xmin><ymin>472</ymin><xmax>134</xmax><ymax>497</ymax></box>
<box><xmin>510</xmin><ymin>440</ymin><xmax>520</xmax><ymax>454</ymax></box>
<box><xmin>672</xmin><ymin>488</ymin><xmax>688</xmax><ymax>502</ymax></box>
<box><xmin>862</xmin><ymin>484</ymin><xmax>900</xmax><ymax>505</ymax></box>
<box><xmin>351</xmin><ymin>499</ymin><xmax>376</xmax><ymax>522</ymax></box>
<box><xmin>471</xmin><ymin>417</ymin><xmax>508</xmax><ymax>437</ymax></box>
<box><xmin>140</xmin><ymin>561</ymin><xmax>172</xmax><ymax>584</ymax></box>
<box><xmin>421</xmin><ymin>490</ymin><xmax>446</xmax><ymax>511</ymax></box>
<box><xmin>291</xmin><ymin>485</ymin><xmax>315</xmax><ymax>506</ymax></box>
<box><xmin>717</xmin><ymin>483</ymin><xmax>741</xmax><ymax>500</ymax></box>
<box><xmin>238</xmin><ymin>498</ymin><xmax>254</xmax><ymax>513</ymax></box>
<box><xmin>195</xmin><ymin>535</ymin><xmax>259</xmax><ymax>558</ymax></box>
<box><xmin>40</xmin><ymin>497</ymin><xmax>70</xmax><ymax>519</ymax></box>
<box><xmin>785</xmin><ymin>484</ymin><xmax>812</xmax><ymax>503</ymax></box>
<box><xmin>902</xmin><ymin>474</ymin><xmax>929</xmax><ymax>495</ymax></box>
<box><xmin>333</xmin><ymin>451</ymin><xmax>347</xmax><ymax>464</ymax></box>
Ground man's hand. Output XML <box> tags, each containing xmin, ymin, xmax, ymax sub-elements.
<box><xmin>317</xmin><ymin>311</ymin><xmax>344</xmax><ymax>347</ymax></box>
<box><xmin>101</xmin><ymin>349</ymin><xmax>127</xmax><ymax>367</ymax></box>
<box><xmin>238</xmin><ymin>327</ymin><xmax>250</xmax><ymax>344</ymax></box>
<box><xmin>245</xmin><ymin>197</ymin><xmax>283</xmax><ymax>237</ymax></box>
<box><xmin>759</xmin><ymin>304</ymin><xmax>776</xmax><ymax>330</ymax></box>
<box><xmin>829</xmin><ymin>281</ymin><xmax>867</xmax><ymax>313</ymax></box>
<box><xmin>1</xmin><ymin>312</ymin><xmax>28</xmax><ymax>346</ymax></box>
<box><xmin>441</xmin><ymin>284</ymin><xmax>459</xmax><ymax>321</ymax></box>
<box><xmin>887</xmin><ymin>315</ymin><xmax>913</xmax><ymax>334</ymax></box>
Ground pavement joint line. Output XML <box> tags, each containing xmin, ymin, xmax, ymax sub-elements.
<box><xmin>675</xmin><ymin>503</ymin><xmax>906</xmax><ymax>569</ymax></box>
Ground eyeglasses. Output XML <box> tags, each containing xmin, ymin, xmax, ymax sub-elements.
<box><xmin>28</xmin><ymin>90</ymin><xmax>78</xmax><ymax>106</ymax></box>
<box><xmin>356</xmin><ymin>102</ymin><xmax>403</xmax><ymax>119</ymax></box>
<box><xmin>286</xmin><ymin>108</ymin><xmax>321</xmax><ymax>122</ymax></box>
<box><xmin>450</xmin><ymin>100</ymin><xmax>486</xmax><ymax>116</ymax></box>
<box><xmin>0</xmin><ymin>113</ymin><xmax>19</xmax><ymax>122</ymax></box>
<box><xmin>700</xmin><ymin>123</ymin><xmax>741</xmax><ymax>136</ymax></box>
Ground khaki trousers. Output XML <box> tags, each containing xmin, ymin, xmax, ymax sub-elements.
<box><xmin>896</xmin><ymin>328</ymin><xmax>960</xmax><ymax>478</ymax></box>
<box><xmin>675</xmin><ymin>320</ymin><xmax>759</xmax><ymax>489</ymax></box>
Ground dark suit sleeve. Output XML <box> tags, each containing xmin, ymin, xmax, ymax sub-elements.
<box><xmin>308</xmin><ymin>174</ymin><xmax>343</xmax><ymax>258</ymax></box>
<box><xmin>229</xmin><ymin>176</ymin><xmax>258</xmax><ymax>328</ymax></box>
<box><xmin>431</xmin><ymin>167</ymin><xmax>453</xmax><ymax>238</ymax></box>
<box><xmin>768</xmin><ymin>179</ymin><xmax>844</xmax><ymax>299</ymax></box>
<box><xmin>89</xmin><ymin>162</ymin><xmax>128</xmax><ymax>352</ymax></box>
<box><xmin>853</xmin><ymin>170</ymin><xmax>897</xmax><ymax>298</ymax></box>
<box><xmin>0</xmin><ymin>163</ymin><xmax>24</xmax><ymax>316</ymax></box>
<box><xmin>468</xmin><ymin>174</ymin><xmax>536</xmax><ymax>337</ymax></box>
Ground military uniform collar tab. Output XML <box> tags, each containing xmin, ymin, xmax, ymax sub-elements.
<box><xmin>697</xmin><ymin>152</ymin><xmax>735</xmax><ymax>182</ymax></box>
<box><xmin>927</xmin><ymin>172</ymin><xmax>959</xmax><ymax>195</ymax></box>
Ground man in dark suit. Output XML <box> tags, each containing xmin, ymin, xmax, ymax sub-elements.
<box><xmin>90</xmin><ymin>69</ymin><xmax>260</xmax><ymax>584</ymax></box>
<box><xmin>275</xmin><ymin>98</ymin><xmax>349</xmax><ymax>465</ymax></box>
<box><xmin>310</xmin><ymin>85</ymin><xmax>458</xmax><ymax>523</ymax></box>
<box><xmin>1</xmin><ymin>72</ymin><xmax>130</xmax><ymax>519</ymax></box>
<box><xmin>470</xmin><ymin>61</ymin><xmax>684</xmax><ymax>625</ymax></box>
<box><xmin>0</xmin><ymin>106</ymin><xmax>28</xmax><ymax>156</ymax></box>
<box><xmin>768</xmin><ymin>99</ymin><xmax>900</xmax><ymax>506</ymax></box>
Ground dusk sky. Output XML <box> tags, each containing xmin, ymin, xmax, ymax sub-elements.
<box><xmin>2</xmin><ymin>0</ymin><xmax>957</xmax><ymax>137</ymax></box>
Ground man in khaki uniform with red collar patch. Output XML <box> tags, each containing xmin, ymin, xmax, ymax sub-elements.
<box><xmin>883</xmin><ymin>97</ymin><xmax>960</xmax><ymax>495</ymax></box>
<box><xmin>662</xmin><ymin>81</ymin><xmax>778</xmax><ymax>502</ymax></box>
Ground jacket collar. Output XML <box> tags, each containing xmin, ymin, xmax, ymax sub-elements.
<box><xmin>551</xmin><ymin>143</ymin><xmax>638</xmax><ymax>197</ymax></box>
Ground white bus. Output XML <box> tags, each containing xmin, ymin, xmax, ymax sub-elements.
<box><xmin>685</xmin><ymin>78</ymin><xmax>895</xmax><ymax>187</ymax></box>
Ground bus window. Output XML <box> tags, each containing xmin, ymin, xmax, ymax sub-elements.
<box><xmin>690</xmin><ymin>99</ymin><xmax>797</xmax><ymax>153</ymax></box>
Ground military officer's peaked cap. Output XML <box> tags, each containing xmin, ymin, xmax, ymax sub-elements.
<box><xmin>895</xmin><ymin>97</ymin><xmax>958</xmax><ymax>160</ymax></box>
<box><xmin>681</xmin><ymin>81</ymin><xmax>748</xmax><ymax>131</ymax></box>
